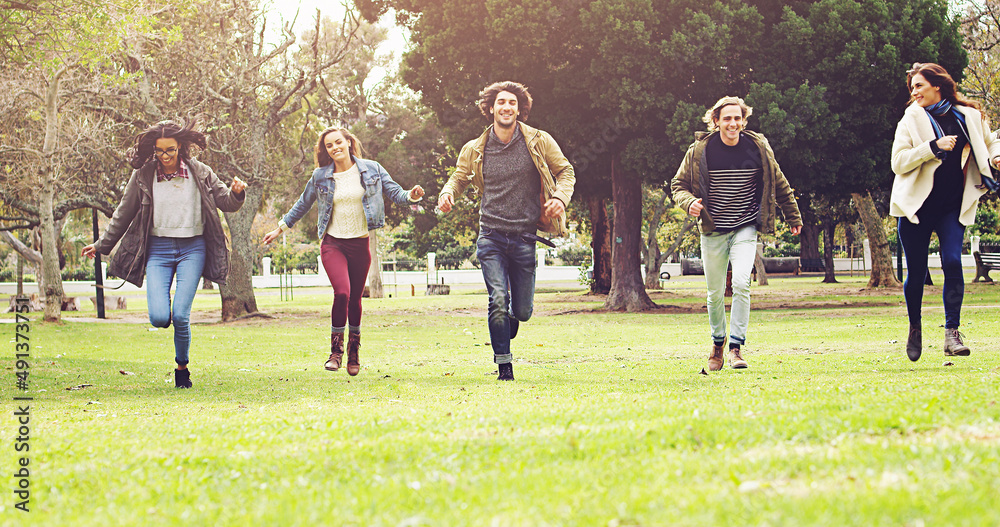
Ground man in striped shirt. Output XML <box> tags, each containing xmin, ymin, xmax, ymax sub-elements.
<box><xmin>671</xmin><ymin>96</ymin><xmax>803</xmax><ymax>372</ymax></box>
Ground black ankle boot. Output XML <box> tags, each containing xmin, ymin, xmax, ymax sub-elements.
<box><xmin>509</xmin><ymin>315</ymin><xmax>519</xmax><ymax>340</ymax></box>
<box><xmin>175</xmin><ymin>368</ymin><xmax>192</xmax><ymax>389</ymax></box>
<box><xmin>906</xmin><ymin>324</ymin><xmax>922</xmax><ymax>362</ymax></box>
<box><xmin>497</xmin><ymin>363</ymin><xmax>514</xmax><ymax>381</ymax></box>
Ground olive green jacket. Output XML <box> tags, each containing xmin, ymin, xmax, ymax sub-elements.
<box><xmin>441</xmin><ymin>121</ymin><xmax>576</xmax><ymax>236</ymax></box>
<box><xmin>670</xmin><ymin>130</ymin><xmax>802</xmax><ymax>235</ymax></box>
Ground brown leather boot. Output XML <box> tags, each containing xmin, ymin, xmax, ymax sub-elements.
<box><xmin>346</xmin><ymin>333</ymin><xmax>361</xmax><ymax>376</ymax></box>
<box><xmin>944</xmin><ymin>328</ymin><xmax>970</xmax><ymax>356</ymax></box>
<box><xmin>728</xmin><ymin>345</ymin><xmax>749</xmax><ymax>369</ymax></box>
<box><xmin>325</xmin><ymin>333</ymin><xmax>344</xmax><ymax>371</ymax></box>
<box><xmin>708</xmin><ymin>343</ymin><xmax>725</xmax><ymax>371</ymax></box>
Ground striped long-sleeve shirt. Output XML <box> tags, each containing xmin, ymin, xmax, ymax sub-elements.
<box><xmin>705</xmin><ymin>134</ymin><xmax>763</xmax><ymax>231</ymax></box>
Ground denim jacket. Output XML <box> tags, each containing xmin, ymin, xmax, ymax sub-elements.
<box><xmin>281</xmin><ymin>157</ymin><xmax>413</xmax><ymax>238</ymax></box>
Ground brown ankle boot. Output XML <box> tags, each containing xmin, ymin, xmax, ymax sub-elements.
<box><xmin>708</xmin><ymin>343</ymin><xmax>725</xmax><ymax>371</ymax></box>
<box><xmin>944</xmin><ymin>328</ymin><xmax>970</xmax><ymax>356</ymax></box>
<box><xmin>325</xmin><ymin>333</ymin><xmax>344</xmax><ymax>371</ymax></box>
<box><xmin>346</xmin><ymin>333</ymin><xmax>361</xmax><ymax>376</ymax></box>
<box><xmin>728</xmin><ymin>345</ymin><xmax>749</xmax><ymax>369</ymax></box>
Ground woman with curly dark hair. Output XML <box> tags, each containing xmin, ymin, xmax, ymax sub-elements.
<box><xmin>82</xmin><ymin>119</ymin><xmax>247</xmax><ymax>388</ymax></box>
<box><xmin>263</xmin><ymin>126</ymin><xmax>423</xmax><ymax>376</ymax></box>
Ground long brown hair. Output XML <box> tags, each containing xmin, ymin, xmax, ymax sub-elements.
<box><xmin>314</xmin><ymin>126</ymin><xmax>365</xmax><ymax>168</ymax></box>
<box><xmin>906</xmin><ymin>63</ymin><xmax>980</xmax><ymax>110</ymax></box>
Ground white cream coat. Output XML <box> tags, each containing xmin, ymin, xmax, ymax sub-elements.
<box><xmin>890</xmin><ymin>103</ymin><xmax>1000</xmax><ymax>225</ymax></box>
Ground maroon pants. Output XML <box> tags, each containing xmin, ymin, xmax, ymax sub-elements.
<box><xmin>320</xmin><ymin>235</ymin><xmax>371</xmax><ymax>329</ymax></box>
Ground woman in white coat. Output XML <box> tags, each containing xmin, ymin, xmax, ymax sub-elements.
<box><xmin>890</xmin><ymin>62</ymin><xmax>1000</xmax><ymax>361</ymax></box>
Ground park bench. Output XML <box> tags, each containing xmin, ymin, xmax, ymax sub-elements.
<box><xmin>799</xmin><ymin>258</ymin><xmax>825</xmax><ymax>273</ymax></box>
<box><xmin>973</xmin><ymin>243</ymin><xmax>1000</xmax><ymax>283</ymax></box>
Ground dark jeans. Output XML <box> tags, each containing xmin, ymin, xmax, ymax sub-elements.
<box><xmin>898</xmin><ymin>209</ymin><xmax>965</xmax><ymax>328</ymax></box>
<box><xmin>476</xmin><ymin>227</ymin><xmax>537</xmax><ymax>364</ymax></box>
<box><xmin>320</xmin><ymin>235</ymin><xmax>371</xmax><ymax>332</ymax></box>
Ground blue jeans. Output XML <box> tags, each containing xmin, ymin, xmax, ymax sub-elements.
<box><xmin>476</xmin><ymin>227</ymin><xmax>537</xmax><ymax>364</ymax></box>
<box><xmin>898</xmin><ymin>209</ymin><xmax>965</xmax><ymax>328</ymax></box>
<box><xmin>701</xmin><ymin>225</ymin><xmax>757</xmax><ymax>346</ymax></box>
<box><xmin>146</xmin><ymin>236</ymin><xmax>206</xmax><ymax>366</ymax></box>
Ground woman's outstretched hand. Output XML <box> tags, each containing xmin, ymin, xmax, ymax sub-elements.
<box><xmin>231</xmin><ymin>176</ymin><xmax>247</xmax><ymax>194</ymax></box>
<box><xmin>262</xmin><ymin>228</ymin><xmax>281</xmax><ymax>245</ymax></box>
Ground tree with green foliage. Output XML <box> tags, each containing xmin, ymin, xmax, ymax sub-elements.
<box><xmin>96</xmin><ymin>0</ymin><xmax>362</xmax><ymax>320</ymax></box>
<box><xmin>746</xmin><ymin>0</ymin><xmax>966</xmax><ymax>287</ymax></box>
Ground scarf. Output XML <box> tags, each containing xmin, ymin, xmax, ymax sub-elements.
<box><xmin>925</xmin><ymin>100</ymin><xmax>970</xmax><ymax>161</ymax></box>
<box><xmin>925</xmin><ymin>100</ymin><xmax>1000</xmax><ymax>192</ymax></box>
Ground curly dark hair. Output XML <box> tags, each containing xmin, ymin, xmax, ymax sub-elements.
<box><xmin>314</xmin><ymin>126</ymin><xmax>366</xmax><ymax>168</ymax></box>
<box><xmin>906</xmin><ymin>63</ymin><xmax>980</xmax><ymax>110</ymax></box>
<box><xmin>476</xmin><ymin>81</ymin><xmax>533</xmax><ymax>122</ymax></box>
<box><xmin>128</xmin><ymin>119</ymin><xmax>207</xmax><ymax>170</ymax></box>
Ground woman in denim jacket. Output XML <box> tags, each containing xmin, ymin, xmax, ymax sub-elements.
<box><xmin>263</xmin><ymin>127</ymin><xmax>423</xmax><ymax>375</ymax></box>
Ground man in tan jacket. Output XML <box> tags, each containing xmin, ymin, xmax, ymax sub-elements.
<box><xmin>438</xmin><ymin>81</ymin><xmax>575</xmax><ymax>380</ymax></box>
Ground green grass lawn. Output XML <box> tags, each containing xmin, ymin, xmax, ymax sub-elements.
<box><xmin>3</xmin><ymin>276</ymin><xmax>1000</xmax><ymax>526</ymax></box>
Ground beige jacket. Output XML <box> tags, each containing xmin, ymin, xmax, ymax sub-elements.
<box><xmin>890</xmin><ymin>103</ymin><xmax>1000</xmax><ymax>225</ymax></box>
<box><xmin>441</xmin><ymin>121</ymin><xmax>575</xmax><ymax>236</ymax></box>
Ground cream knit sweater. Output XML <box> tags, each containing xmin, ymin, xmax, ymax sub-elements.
<box><xmin>890</xmin><ymin>103</ymin><xmax>1000</xmax><ymax>225</ymax></box>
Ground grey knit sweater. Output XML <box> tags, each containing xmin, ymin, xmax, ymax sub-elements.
<box><xmin>480</xmin><ymin>125</ymin><xmax>541</xmax><ymax>233</ymax></box>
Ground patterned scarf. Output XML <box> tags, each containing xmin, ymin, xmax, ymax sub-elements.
<box><xmin>925</xmin><ymin>100</ymin><xmax>970</xmax><ymax>156</ymax></box>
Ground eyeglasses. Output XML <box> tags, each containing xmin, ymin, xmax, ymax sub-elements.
<box><xmin>154</xmin><ymin>147</ymin><xmax>178</xmax><ymax>157</ymax></box>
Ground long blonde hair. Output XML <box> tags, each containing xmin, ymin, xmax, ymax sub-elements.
<box><xmin>702</xmin><ymin>96</ymin><xmax>753</xmax><ymax>131</ymax></box>
<box><xmin>314</xmin><ymin>126</ymin><xmax>366</xmax><ymax>168</ymax></box>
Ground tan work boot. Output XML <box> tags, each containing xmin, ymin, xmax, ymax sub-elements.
<box><xmin>708</xmin><ymin>343</ymin><xmax>725</xmax><ymax>371</ymax></box>
<box><xmin>728</xmin><ymin>345</ymin><xmax>749</xmax><ymax>369</ymax></box>
<box><xmin>346</xmin><ymin>332</ymin><xmax>361</xmax><ymax>376</ymax></box>
<box><xmin>325</xmin><ymin>332</ymin><xmax>344</xmax><ymax>371</ymax></box>
<box><xmin>943</xmin><ymin>328</ymin><xmax>970</xmax><ymax>356</ymax></box>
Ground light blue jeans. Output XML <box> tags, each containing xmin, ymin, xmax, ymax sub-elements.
<box><xmin>145</xmin><ymin>236</ymin><xmax>206</xmax><ymax>366</ymax></box>
<box><xmin>701</xmin><ymin>225</ymin><xmax>757</xmax><ymax>346</ymax></box>
<box><xmin>476</xmin><ymin>227</ymin><xmax>537</xmax><ymax>364</ymax></box>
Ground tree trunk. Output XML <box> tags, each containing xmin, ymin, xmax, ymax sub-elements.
<box><xmin>822</xmin><ymin>220</ymin><xmax>838</xmax><ymax>283</ymax></box>
<box><xmin>605</xmin><ymin>158</ymin><xmax>656</xmax><ymax>311</ymax></box>
<box><xmin>367</xmin><ymin>229</ymin><xmax>384</xmax><ymax>298</ymax></box>
<box><xmin>852</xmin><ymin>192</ymin><xmax>900</xmax><ymax>288</ymax></box>
<box><xmin>588</xmin><ymin>195</ymin><xmax>613</xmax><ymax>294</ymax></box>
<box><xmin>643</xmin><ymin>189</ymin><xmax>668</xmax><ymax>290</ymax></box>
<box><xmin>754</xmin><ymin>243</ymin><xmax>768</xmax><ymax>286</ymax></box>
<box><xmin>220</xmin><ymin>188</ymin><xmax>262</xmax><ymax>320</ymax></box>
<box><xmin>38</xmin><ymin>179</ymin><xmax>64</xmax><ymax>321</ymax></box>
<box><xmin>663</xmin><ymin>217</ymin><xmax>696</xmax><ymax>262</ymax></box>
<box><xmin>38</xmin><ymin>66</ymin><xmax>68</xmax><ymax>322</ymax></box>
<box><xmin>798</xmin><ymin>196</ymin><xmax>821</xmax><ymax>270</ymax></box>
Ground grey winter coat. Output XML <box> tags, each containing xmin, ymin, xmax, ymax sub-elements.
<box><xmin>95</xmin><ymin>158</ymin><xmax>245</xmax><ymax>287</ymax></box>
